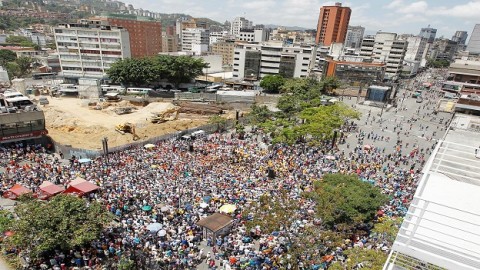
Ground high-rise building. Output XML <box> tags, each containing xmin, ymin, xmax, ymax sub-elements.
<box><xmin>404</xmin><ymin>36</ymin><xmax>427</xmax><ymax>62</ymax></box>
<box><xmin>315</xmin><ymin>2</ymin><xmax>351</xmax><ymax>46</ymax></box>
<box><xmin>419</xmin><ymin>26</ymin><xmax>437</xmax><ymax>43</ymax></box>
<box><xmin>452</xmin><ymin>31</ymin><xmax>468</xmax><ymax>45</ymax></box>
<box><xmin>54</xmin><ymin>23</ymin><xmax>131</xmax><ymax>80</ymax></box>
<box><xmin>237</xmin><ymin>28</ymin><xmax>269</xmax><ymax>43</ymax></box>
<box><xmin>230</xmin><ymin>17</ymin><xmax>253</xmax><ymax>36</ymax></box>
<box><xmin>97</xmin><ymin>14</ymin><xmax>162</xmax><ymax>58</ymax></box>
<box><xmin>181</xmin><ymin>28</ymin><xmax>210</xmax><ymax>54</ymax></box>
<box><xmin>360</xmin><ymin>32</ymin><xmax>407</xmax><ymax>80</ymax></box>
<box><xmin>345</xmin><ymin>25</ymin><xmax>364</xmax><ymax>49</ymax></box>
<box><xmin>467</xmin><ymin>24</ymin><xmax>480</xmax><ymax>54</ymax></box>
<box><xmin>233</xmin><ymin>42</ymin><xmax>315</xmax><ymax>79</ymax></box>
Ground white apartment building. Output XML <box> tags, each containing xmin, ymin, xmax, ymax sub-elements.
<box><xmin>54</xmin><ymin>23</ymin><xmax>131</xmax><ymax>80</ymax></box>
<box><xmin>404</xmin><ymin>36</ymin><xmax>427</xmax><ymax>62</ymax></box>
<box><xmin>232</xmin><ymin>42</ymin><xmax>315</xmax><ymax>79</ymax></box>
<box><xmin>360</xmin><ymin>32</ymin><xmax>407</xmax><ymax>80</ymax></box>
<box><xmin>345</xmin><ymin>25</ymin><xmax>364</xmax><ymax>49</ymax></box>
<box><xmin>467</xmin><ymin>24</ymin><xmax>480</xmax><ymax>54</ymax></box>
<box><xmin>237</xmin><ymin>28</ymin><xmax>268</xmax><ymax>43</ymax></box>
<box><xmin>209</xmin><ymin>31</ymin><xmax>229</xmax><ymax>45</ymax></box>
<box><xmin>181</xmin><ymin>28</ymin><xmax>209</xmax><ymax>54</ymax></box>
<box><xmin>230</xmin><ymin>17</ymin><xmax>253</xmax><ymax>36</ymax></box>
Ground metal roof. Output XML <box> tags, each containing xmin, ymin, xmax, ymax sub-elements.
<box><xmin>384</xmin><ymin>114</ymin><xmax>480</xmax><ymax>270</ymax></box>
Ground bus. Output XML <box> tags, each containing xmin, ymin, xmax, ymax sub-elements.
<box><xmin>32</xmin><ymin>72</ymin><xmax>57</xmax><ymax>80</ymax></box>
<box><xmin>126</xmin><ymin>87</ymin><xmax>152</xmax><ymax>95</ymax></box>
<box><xmin>58</xmin><ymin>84</ymin><xmax>79</xmax><ymax>93</ymax></box>
<box><xmin>101</xmin><ymin>85</ymin><xmax>125</xmax><ymax>94</ymax></box>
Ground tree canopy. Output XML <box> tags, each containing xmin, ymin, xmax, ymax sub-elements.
<box><xmin>259</xmin><ymin>75</ymin><xmax>285</xmax><ymax>93</ymax></box>
<box><xmin>107</xmin><ymin>55</ymin><xmax>208</xmax><ymax>87</ymax></box>
<box><xmin>8</xmin><ymin>195</ymin><xmax>112</xmax><ymax>260</ymax></box>
<box><xmin>0</xmin><ymin>49</ymin><xmax>17</xmax><ymax>66</ymax></box>
<box><xmin>306</xmin><ymin>174</ymin><xmax>387</xmax><ymax>229</ymax></box>
<box><xmin>5</xmin><ymin>35</ymin><xmax>40</xmax><ymax>50</ymax></box>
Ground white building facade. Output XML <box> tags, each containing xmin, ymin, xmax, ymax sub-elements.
<box><xmin>467</xmin><ymin>24</ymin><xmax>480</xmax><ymax>54</ymax></box>
<box><xmin>232</xmin><ymin>42</ymin><xmax>315</xmax><ymax>79</ymax></box>
<box><xmin>345</xmin><ymin>25</ymin><xmax>365</xmax><ymax>49</ymax></box>
<box><xmin>181</xmin><ymin>28</ymin><xmax>210</xmax><ymax>54</ymax></box>
<box><xmin>54</xmin><ymin>24</ymin><xmax>131</xmax><ymax>80</ymax></box>
<box><xmin>237</xmin><ymin>28</ymin><xmax>268</xmax><ymax>43</ymax></box>
<box><xmin>230</xmin><ymin>17</ymin><xmax>253</xmax><ymax>36</ymax></box>
<box><xmin>360</xmin><ymin>32</ymin><xmax>407</xmax><ymax>80</ymax></box>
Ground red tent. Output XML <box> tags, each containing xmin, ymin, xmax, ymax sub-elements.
<box><xmin>3</xmin><ymin>184</ymin><xmax>31</xmax><ymax>200</ymax></box>
<box><xmin>38</xmin><ymin>181</ymin><xmax>65</xmax><ymax>199</ymax></box>
<box><xmin>63</xmin><ymin>177</ymin><xmax>99</xmax><ymax>196</ymax></box>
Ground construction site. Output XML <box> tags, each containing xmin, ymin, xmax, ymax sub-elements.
<box><xmin>41</xmin><ymin>96</ymin><xmax>237</xmax><ymax>150</ymax></box>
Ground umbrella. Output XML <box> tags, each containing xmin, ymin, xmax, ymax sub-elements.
<box><xmin>199</xmin><ymin>202</ymin><xmax>208</xmax><ymax>208</ymax></box>
<box><xmin>161</xmin><ymin>206</ymin><xmax>169</xmax><ymax>212</ymax></box>
<box><xmin>363</xmin><ymin>144</ymin><xmax>372</xmax><ymax>150</ymax></box>
<box><xmin>184</xmin><ymin>204</ymin><xmax>193</xmax><ymax>211</ymax></box>
<box><xmin>78</xmin><ymin>158</ymin><xmax>92</xmax><ymax>163</ymax></box>
<box><xmin>146</xmin><ymin>223</ymin><xmax>163</xmax><ymax>232</ymax></box>
<box><xmin>325</xmin><ymin>155</ymin><xmax>336</xmax><ymax>160</ymax></box>
<box><xmin>203</xmin><ymin>196</ymin><xmax>212</xmax><ymax>202</ymax></box>
<box><xmin>144</xmin><ymin>143</ymin><xmax>156</xmax><ymax>149</ymax></box>
<box><xmin>142</xmin><ymin>205</ymin><xmax>152</xmax><ymax>211</ymax></box>
<box><xmin>158</xmin><ymin>229</ymin><xmax>167</xmax><ymax>237</ymax></box>
<box><xmin>219</xmin><ymin>204</ymin><xmax>236</xmax><ymax>214</ymax></box>
<box><xmin>4</xmin><ymin>231</ymin><xmax>14</xmax><ymax>237</ymax></box>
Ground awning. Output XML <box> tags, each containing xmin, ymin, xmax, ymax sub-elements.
<box><xmin>39</xmin><ymin>181</ymin><xmax>65</xmax><ymax>196</ymax></box>
<box><xmin>63</xmin><ymin>177</ymin><xmax>99</xmax><ymax>196</ymax></box>
<box><xmin>197</xmin><ymin>213</ymin><xmax>233</xmax><ymax>233</ymax></box>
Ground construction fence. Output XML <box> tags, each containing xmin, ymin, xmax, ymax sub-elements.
<box><xmin>52</xmin><ymin>119</ymin><xmax>242</xmax><ymax>159</ymax></box>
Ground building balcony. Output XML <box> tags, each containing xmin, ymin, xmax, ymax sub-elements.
<box><xmin>260</xmin><ymin>61</ymin><xmax>280</xmax><ymax>68</ymax></box>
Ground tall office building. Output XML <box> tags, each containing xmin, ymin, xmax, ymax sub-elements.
<box><xmin>99</xmin><ymin>14</ymin><xmax>162</xmax><ymax>58</ymax></box>
<box><xmin>467</xmin><ymin>24</ymin><xmax>480</xmax><ymax>54</ymax></box>
<box><xmin>360</xmin><ymin>32</ymin><xmax>407</xmax><ymax>80</ymax></box>
<box><xmin>419</xmin><ymin>26</ymin><xmax>437</xmax><ymax>43</ymax></box>
<box><xmin>315</xmin><ymin>2</ymin><xmax>351</xmax><ymax>46</ymax></box>
<box><xmin>452</xmin><ymin>31</ymin><xmax>468</xmax><ymax>45</ymax></box>
<box><xmin>54</xmin><ymin>23</ymin><xmax>131</xmax><ymax>79</ymax></box>
<box><xmin>345</xmin><ymin>25</ymin><xmax>365</xmax><ymax>49</ymax></box>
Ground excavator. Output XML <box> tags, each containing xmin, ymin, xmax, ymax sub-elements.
<box><xmin>150</xmin><ymin>107</ymin><xmax>179</xmax><ymax>124</ymax></box>
<box><xmin>115</xmin><ymin>122</ymin><xmax>140</xmax><ymax>141</ymax></box>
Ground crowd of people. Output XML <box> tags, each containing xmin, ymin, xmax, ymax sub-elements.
<box><xmin>0</xmin><ymin>74</ymin><xmax>450</xmax><ymax>270</ymax></box>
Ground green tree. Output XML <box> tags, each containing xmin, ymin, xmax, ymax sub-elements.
<box><xmin>247</xmin><ymin>104</ymin><xmax>274</xmax><ymax>126</ymax></box>
<box><xmin>208</xmin><ymin>114</ymin><xmax>228</xmax><ymax>132</ymax></box>
<box><xmin>306</xmin><ymin>174</ymin><xmax>387</xmax><ymax>229</ymax></box>
<box><xmin>8</xmin><ymin>194</ymin><xmax>112</xmax><ymax>260</ymax></box>
<box><xmin>6</xmin><ymin>35</ymin><xmax>31</xmax><ymax>44</ymax></box>
<box><xmin>155</xmin><ymin>55</ymin><xmax>208</xmax><ymax>88</ymax></box>
<box><xmin>372</xmin><ymin>217</ymin><xmax>403</xmax><ymax>245</ymax></box>
<box><xmin>259</xmin><ymin>75</ymin><xmax>285</xmax><ymax>93</ymax></box>
<box><xmin>321</xmin><ymin>76</ymin><xmax>341</xmax><ymax>94</ymax></box>
<box><xmin>0</xmin><ymin>210</ymin><xmax>13</xmax><ymax>233</ymax></box>
<box><xmin>15</xmin><ymin>56</ymin><xmax>34</xmax><ymax>77</ymax></box>
<box><xmin>0</xmin><ymin>49</ymin><xmax>17</xmax><ymax>66</ymax></box>
<box><xmin>329</xmin><ymin>248</ymin><xmax>388</xmax><ymax>269</ymax></box>
<box><xmin>107</xmin><ymin>57</ymin><xmax>159</xmax><ymax>87</ymax></box>
<box><xmin>5</xmin><ymin>62</ymin><xmax>20</xmax><ymax>79</ymax></box>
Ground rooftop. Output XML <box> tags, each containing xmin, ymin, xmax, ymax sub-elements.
<box><xmin>385</xmin><ymin>114</ymin><xmax>480</xmax><ymax>270</ymax></box>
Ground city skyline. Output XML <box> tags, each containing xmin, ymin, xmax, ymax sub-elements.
<box><xmin>123</xmin><ymin>0</ymin><xmax>479</xmax><ymax>39</ymax></box>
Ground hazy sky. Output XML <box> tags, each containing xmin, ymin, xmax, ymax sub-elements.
<box><xmin>123</xmin><ymin>0</ymin><xmax>479</xmax><ymax>38</ymax></box>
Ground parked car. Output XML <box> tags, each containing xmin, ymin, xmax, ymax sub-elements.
<box><xmin>39</xmin><ymin>96</ymin><xmax>49</xmax><ymax>105</ymax></box>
